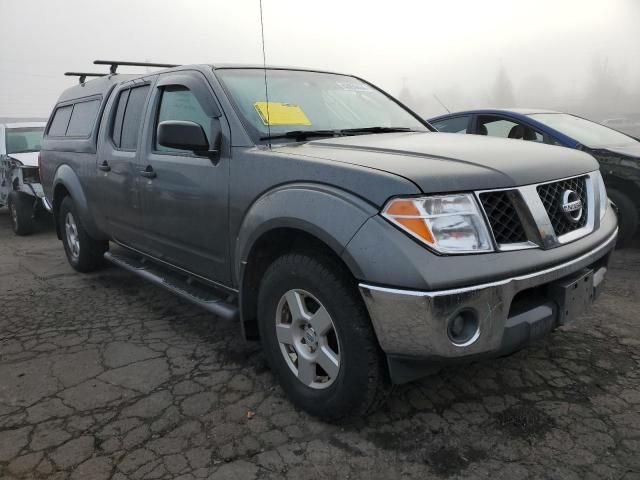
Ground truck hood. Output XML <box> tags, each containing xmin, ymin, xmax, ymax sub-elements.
<box><xmin>277</xmin><ymin>132</ymin><xmax>599</xmax><ymax>193</ymax></box>
<box><xmin>7</xmin><ymin>152</ymin><xmax>39</xmax><ymax>167</ymax></box>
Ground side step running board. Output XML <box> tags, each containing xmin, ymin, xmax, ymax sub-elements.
<box><xmin>104</xmin><ymin>250</ymin><xmax>239</xmax><ymax>321</ymax></box>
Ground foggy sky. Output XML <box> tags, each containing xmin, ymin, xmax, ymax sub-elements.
<box><xmin>1</xmin><ymin>0</ymin><xmax>638</xmax><ymax>119</ymax></box>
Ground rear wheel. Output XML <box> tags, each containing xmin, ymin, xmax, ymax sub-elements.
<box><xmin>257</xmin><ymin>251</ymin><xmax>389</xmax><ymax>420</ymax></box>
<box><xmin>7</xmin><ymin>191</ymin><xmax>36</xmax><ymax>236</ymax></box>
<box><xmin>608</xmin><ymin>189</ymin><xmax>638</xmax><ymax>248</ymax></box>
<box><xmin>59</xmin><ymin>196</ymin><xmax>107</xmax><ymax>272</ymax></box>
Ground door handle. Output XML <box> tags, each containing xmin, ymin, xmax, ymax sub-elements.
<box><xmin>140</xmin><ymin>166</ymin><xmax>156</xmax><ymax>179</ymax></box>
<box><xmin>98</xmin><ymin>161</ymin><xmax>111</xmax><ymax>172</ymax></box>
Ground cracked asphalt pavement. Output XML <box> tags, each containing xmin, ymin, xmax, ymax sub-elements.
<box><xmin>1</xmin><ymin>211</ymin><xmax>639</xmax><ymax>480</ymax></box>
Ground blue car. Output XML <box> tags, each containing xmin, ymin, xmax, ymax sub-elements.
<box><xmin>429</xmin><ymin>109</ymin><xmax>640</xmax><ymax>245</ymax></box>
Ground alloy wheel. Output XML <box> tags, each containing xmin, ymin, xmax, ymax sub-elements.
<box><xmin>64</xmin><ymin>212</ymin><xmax>80</xmax><ymax>260</ymax></box>
<box><xmin>275</xmin><ymin>289</ymin><xmax>341</xmax><ymax>389</ymax></box>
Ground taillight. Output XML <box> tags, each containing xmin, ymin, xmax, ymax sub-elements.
<box><xmin>38</xmin><ymin>152</ymin><xmax>43</xmax><ymax>179</ymax></box>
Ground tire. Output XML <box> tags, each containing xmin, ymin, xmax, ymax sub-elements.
<box><xmin>59</xmin><ymin>196</ymin><xmax>107</xmax><ymax>272</ymax></box>
<box><xmin>7</xmin><ymin>191</ymin><xmax>36</xmax><ymax>236</ymax></box>
<box><xmin>608</xmin><ymin>189</ymin><xmax>638</xmax><ymax>248</ymax></box>
<box><xmin>257</xmin><ymin>251</ymin><xmax>390</xmax><ymax>420</ymax></box>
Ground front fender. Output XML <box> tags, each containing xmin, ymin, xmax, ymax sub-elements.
<box><xmin>53</xmin><ymin>164</ymin><xmax>103</xmax><ymax>239</ymax></box>
<box><xmin>234</xmin><ymin>183</ymin><xmax>379</xmax><ymax>285</ymax></box>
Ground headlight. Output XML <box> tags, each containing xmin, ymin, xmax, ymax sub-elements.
<box><xmin>382</xmin><ymin>194</ymin><xmax>493</xmax><ymax>254</ymax></box>
<box><xmin>593</xmin><ymin>170</ymin><xmax>608</xmax><ymax>220</ymax></box>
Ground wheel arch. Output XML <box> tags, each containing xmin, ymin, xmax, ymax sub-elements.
<box><xmin>241</xmin><ymin>227</ymin><xmax>360</xmax><ymax>339</ymax></box>
<box><xmin>235</xmin><ymin>183</ymin><xmax>379</xmax><ymax>340</ymax></box>
<box><xmin>52</xmin><ymin>183</ymin><xmax>70</xmax><ymax>239</ymax></box>
<box><xmin>51</xmin><ymin>164</ymin><xmax>104</xmax><ymax>240</ymax></box>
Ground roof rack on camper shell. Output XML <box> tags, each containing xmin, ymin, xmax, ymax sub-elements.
<box><xmin>64</xmin><ymin>61</ymin><xmax>181</xmax><ymax>84</ymax></box>
<box><xmin>64</xmin><ymin>72</ymin><xmax>108</xmax><ymax>84</ymax></box>
<box><xmin>93</xmin><ymin>60</ymin><xmax>180</xmax><ymax>74</ymax></box>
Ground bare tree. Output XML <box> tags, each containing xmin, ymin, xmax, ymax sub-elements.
<box><xmin>398</xmin><ymin>77</ymin><xmax>417</xmax><ymax>108</ymax></box>
<box><xmin>490</xmin><ymin>66</ymin><xmax>516</xmax><ymax>107</ymax></box>
<box><xmin>517</xmin><ymin>74</ymin><xmax>556</xmax><ymax>109</ymax></box>
<box><xmin>585</xmin><ymin>56</ymin><xmax>626</xmax><ymax>117</ymax></box>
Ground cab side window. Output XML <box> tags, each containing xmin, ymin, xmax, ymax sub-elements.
<box><xmin>155</xmin><ymin>86</ymin><xmax>210</xmax><ymax>152</ymax></box>
<box><xmin>431</xmin><ymin>115</ymin><xmax>470</xmax><ymax>133</ymax></box>
<box><xmin>111</xmin><ymin>85</ymin><xmax>150</xmax><ymax>150</ymax></box>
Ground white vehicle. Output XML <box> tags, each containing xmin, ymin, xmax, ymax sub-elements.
<box><xmin>0</xmin><ymin>121</ymin><xmax>49</xmax><ymax>235</ymax></box>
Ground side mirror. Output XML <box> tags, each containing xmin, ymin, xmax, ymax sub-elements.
<box><xmin>157</xmin><ymin>120</ymin><xmax>209</xmax><ymax>153</ymax></box>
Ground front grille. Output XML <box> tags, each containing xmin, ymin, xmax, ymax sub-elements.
<box><xmin>537</xmin><ymin>176</ymin><xmax>588</xmax><ymax>236</ymax></box>
<box><xmin>479</xmin><ymin>191</ymin><xmax>527</xmax><ymax>244</ymax></box>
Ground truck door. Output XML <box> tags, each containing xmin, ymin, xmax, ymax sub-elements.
<box><xmin>138</xmin><ymin>71</ymin><xmax>230</xmax><ymax>284</ymax></box>
<box><xmin>95</xmin><ymin>79</ymin><xmax>154</xmax><ymax>250</ymax></box>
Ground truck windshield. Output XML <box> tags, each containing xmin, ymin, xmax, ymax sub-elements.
<box><xmin>216</xmin><ymin>68</ymin><xmax>427</xmax><ymax>142</ymax></box>
<box><xmin>529</xmin><ymin>113</ymin><xmax>637</xmax><ymax>148</ymax></box>
<box><xmin>5</xmin><ymin>127</ymin><xmax>45</xmax><ymax>154</ymax></box>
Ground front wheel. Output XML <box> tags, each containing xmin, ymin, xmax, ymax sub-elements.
<box><xmin>257</xmin><ymin>251</ymin><xmax>389</xmax><ymax>420</ymax></box>
<box><xmin>59</xmin><ymin>196</ymin><xmax>107</xmax><ymax>272</ymax></box>
<box><xmin>7</xmin><ymin>191</ymin><xmax>36</xmax><ymax>236</ymax></box>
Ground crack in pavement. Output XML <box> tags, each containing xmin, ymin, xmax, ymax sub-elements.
<box><xmin>1</xmin><ymin>216</ymin><xmax>640</xmax><ymax>479</ymax></box>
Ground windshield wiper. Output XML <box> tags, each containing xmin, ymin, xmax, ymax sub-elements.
<box><xmin>260</xmin><ymin>126</ymin><xmax>420</xmax><ymax>142</ymax></box>
<box><xmin>260</xmin><ymin>129</ymin><xmax>341</xmax><ymax>141</ymax></box>
<box><xmin>339</xmin><ymin>126</ymin><xmax>417</xmax><ymax>134</ymax></box>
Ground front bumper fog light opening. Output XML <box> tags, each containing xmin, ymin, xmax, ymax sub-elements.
<box><xmin>447</xmin><ymin>310</ymin><xmax>480</xmax><ymax>347</ymax></box>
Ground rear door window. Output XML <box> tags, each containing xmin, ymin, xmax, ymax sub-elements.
<box><xmin>111</xmin><ymin>90</ymin><xmax>130</xmax><ymax>148</ymax></box>
<box><xmin>431</xmin><ymin>115</ymin><xmax>470</xmax><ymax>133</ymax></box>
<box><xmin>66</xmin><ymin>99</ymin><xmax>101</xmax><ymax>137</ymax></box>
<box><xmin>48</xmin><ymin>105</ymin><xmax>73</xmax><ymax>136</ymax></box>
<box><xmin>111</xmin><ymin>85</ymin><xmax>150</xmax><ymax>150</ymax></box>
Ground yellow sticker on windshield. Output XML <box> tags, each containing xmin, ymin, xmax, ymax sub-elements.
<box><xmin>254</xmin><ymin>102</ymin><xmax>311</xmax><ymax>126</ymax></box>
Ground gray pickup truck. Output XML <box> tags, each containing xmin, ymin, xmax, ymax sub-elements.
<box><xmin>41</xmin><ymin>61</ymin><xmax>618</xmax><ymax>419</ymax></box>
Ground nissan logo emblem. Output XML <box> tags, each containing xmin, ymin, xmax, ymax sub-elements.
<box><xmin>560</xmin><ymin>190</ymin><xmax>583</xmax><ymax>223</ymax></box>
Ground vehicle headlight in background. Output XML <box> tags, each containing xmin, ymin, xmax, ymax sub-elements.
<box><xmin>382</xmin><ymin>194</ymin><xmax>493</xmax><ymax>254</ymax></box>
<box><xmin>593</xmin><ymin>170</ymin><xmax>608</xmax><ymax>220</ymax></box>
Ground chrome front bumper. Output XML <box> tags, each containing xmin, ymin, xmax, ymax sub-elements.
<box><xmin>359</xmin><ymin>229</ymin><xmax>617</xmax><ymax>360</ymax></box>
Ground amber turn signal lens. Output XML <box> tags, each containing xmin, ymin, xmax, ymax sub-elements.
<box><xmin>383</xmin><ymin>199</ymin><xmax>435</xmax><ymax>244</ymax></box>
<box><xmin>395</xmin><ymin>217</ymin><xmax>435</xmax><ymax>244</ymax></box>
<box><xmin>384</xmin><ymin>199</ymin><xmax>420</xmax><ymax>216</ymax></box>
